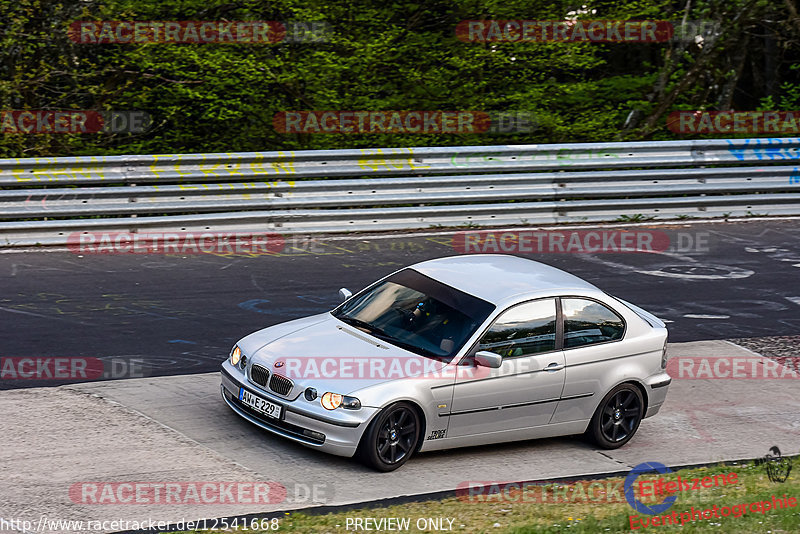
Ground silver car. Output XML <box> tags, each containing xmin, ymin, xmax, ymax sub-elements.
<box><xmin>221</xmin><ymin>255</ymin><xmax>671</xmax><ymax>471</ymax></box>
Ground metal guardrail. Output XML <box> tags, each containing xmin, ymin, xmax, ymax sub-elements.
<box><xmin>1</xmin><ymin>138</ymin><xmax>799</xmax><ymax>246</ymax></box>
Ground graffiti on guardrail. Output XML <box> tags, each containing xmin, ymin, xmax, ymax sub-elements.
<box><xmin>146</xmin><ymin>157</ymin><xmax>297</xmax><ymax>177</ymax></box>
<box><xmin>727</xmin><ymin>138</ymin><xmax>800</xmax><ymax>161</ymax></box>
<box><xmin>449</xmin><ymin>147</ymin><xmax>622</xmax><ymax>168</ymax></box>
<box><xmin>16</xmin><ymin>181</ymin><xmax>293</xmax><ymax>204</ymax></box>
<box><xmin>9</xmin><ymin>159</ymin><xmax>298</xmax><ymax>182</ymax></box>
<box><xmin>357</xmin><ymin>148</ymin><xmax>431</xmax><ymax>172</ymax></box>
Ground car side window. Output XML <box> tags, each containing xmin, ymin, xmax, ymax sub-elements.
<box><xmin>562</xmin><ymin>298</ymin><xmax>624</xmax><ymax>348</ymax></box>
<box><xmin>478</xmin><ymin>299</ymin><xmax>557</xmax><ymax>358</ymax></box>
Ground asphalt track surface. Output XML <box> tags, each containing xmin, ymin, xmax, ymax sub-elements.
<box><xmin>2</xmin><ymin>340</ymin><xmax>799</xmax><ymax>533</ymax></box>
<box><xmin>2</xmin><ymin>218</ymin><xmax>800</xmax><ymax>389</ymax></box>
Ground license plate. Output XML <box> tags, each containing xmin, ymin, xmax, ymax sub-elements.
<box><xmin>239</xmin><ymin>388</ymin><xmax>283</xmax><ymax>419</ymax></box>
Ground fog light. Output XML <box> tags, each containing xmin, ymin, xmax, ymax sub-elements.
<box><xmin>240</xmin><ymin>354</ymin><xmax>247</xmax><ymax>370</ymax></box>
<box><xmin>302</xmin><ymin>429</ymin><xmax>326</xmax><ymax>442</ymax></box>
<box><xmin>305</xmin><ymin>387</ymin><xmax>318</xmax><ymax>401</ymax></box>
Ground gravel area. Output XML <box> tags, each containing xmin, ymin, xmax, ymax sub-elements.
<box><xmin>729</xmin><ymin>335</ymin><xmax>800</xmax><ymax>360</ymax></box>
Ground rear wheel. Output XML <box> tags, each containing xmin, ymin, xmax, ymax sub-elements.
<box><xmin>358</xmin><ymin>402</ymin><xmax>420</xmax><ymax>472</ymax></box>
<box><xmin>588</xmin><ymin>384</ymin><xmax>643</xmax><ymax>449</ymax></box>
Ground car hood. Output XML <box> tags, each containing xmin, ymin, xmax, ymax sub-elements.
<box><xmin>246</xmin><ymin>314</ymin><xmax>448</xmax><ymax>397</ymax></box>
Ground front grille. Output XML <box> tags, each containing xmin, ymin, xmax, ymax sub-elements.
<box><xmin>223</xmin><ymin>389</ymin><xmax>325</xmax><ymax>445</ymax></box>
<box><xmin>250</xmin><ymin>364</ymin><xmax>270</xmax><ymax>389</ymax></box>
<box><xmin>269</xmin><ymin>373</ymin><xmax>293</xmax><ymax>396</ymax></box>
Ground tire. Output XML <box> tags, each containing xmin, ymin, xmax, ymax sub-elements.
<box><xmin>357</xmin><ymin>402</ymin><xmax>421</xmax><ymax>472</ymax></box>
<box><xmin>587</xmin><ymin>383</ymin><xmax>644</xmax><ymax>449</ymax></box>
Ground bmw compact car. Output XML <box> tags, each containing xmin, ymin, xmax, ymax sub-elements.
<box><xmin>221</xmin><ymin>255</ymin><xmax>671</xmax><ymax>471</ymax></box>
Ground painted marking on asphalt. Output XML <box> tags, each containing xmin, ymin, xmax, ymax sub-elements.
<box><xmin>785</xmin><ymin>297</ymin><xmax>800</xmax><ymax>306</ymax></box>
<box><xmin>635</xmin><ymin>264</ymin><xmax>754</xmax><ymax>280</ymax></box>
<box><xmin>238</xmin><ymin>299</ymin><xmax>270</xmax><ymax>313</ymax></box>
<box><xmin>682</xmin><ymin>314</ymin><xmax>731</xmax><ymax>319</ymax></box>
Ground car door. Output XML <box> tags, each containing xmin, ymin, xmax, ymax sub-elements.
<box><xmin>550</xmin><ymin>297</ymin><xmax>627</xmax><ymax>424</ymax></box>
<box><xmin>446</xmin><ymin>298</ymin><xmax>566</xmax><ymax>438</ymax></box>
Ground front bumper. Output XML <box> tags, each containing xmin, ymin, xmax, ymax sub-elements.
<box><xmin>220</xmin><ymin>365</ymin><xmax>377</xmax><ymax>457</ymax></box>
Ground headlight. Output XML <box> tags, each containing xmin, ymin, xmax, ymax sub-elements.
<box><xmin>321</xmin><ymin>392</ymin><xmax>342</xmax><ymax>410</ymax></box>
<box><xmin>321</xmin><ymin>392</ymin><xmax>361</xmax><ymax>410</ymax></box>
<box><xmin>230</xmin><ymin>345</ymin><xmax>242</xmax><ymax>367</ymax></box>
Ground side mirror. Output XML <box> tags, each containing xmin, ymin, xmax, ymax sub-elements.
<box><xmin>474</xmin><ymin>350</ymin><xmax>503</xmax><ymax>368</ymax></box>
<box><xmin>338</xmin><ymin>288</ymin><xmax>353</xmax><ymax>302</ymax></box>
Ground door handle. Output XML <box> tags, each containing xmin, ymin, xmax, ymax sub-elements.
<box><xmin>545</xmin><ymin>362</ymin><xmax>565</xmax><ymax>371</ymax></box>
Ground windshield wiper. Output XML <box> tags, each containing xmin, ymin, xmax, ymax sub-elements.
<box><xmin>336</xmin><ymin>316</ymin><xmax>387</xmax><ymax>337</ymax></box>
<box><xmin>337</xmin><ymin>315</ymin><xmax>443</xmax><ymax>360</ymax></box>
<box><xmin>379</xmin><ymin>338</ymin><xmax>443</xmax><ymax>360</ymax></box>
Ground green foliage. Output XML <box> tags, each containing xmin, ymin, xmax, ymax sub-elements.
<box><xmin>0</xmin><ymin>0</ymin><xmax>798</xmax><ymax>157</ymax></box>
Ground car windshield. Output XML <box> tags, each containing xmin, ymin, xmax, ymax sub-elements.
<box><xmin>332</xmin><ymin>268</ymin><xmax>495</xmax><ymax>362</ymax></box>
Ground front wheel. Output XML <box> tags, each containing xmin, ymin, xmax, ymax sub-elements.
<box><xmin>357</xmin><ymin>402</ymin><xmax>421</xmax><ymax>472</ymax></box>
<box><xmin>588</xmin><ymin>384</ymin><xmax>643</xmax><ymax>449</ymax></box>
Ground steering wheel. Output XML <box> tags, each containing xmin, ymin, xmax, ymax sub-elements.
<box><xmin>402</xmin><ymin>301</ymin><xmax>427</xmax><ymax>329</ymax></box>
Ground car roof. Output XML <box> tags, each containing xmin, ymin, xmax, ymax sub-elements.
<box><xmin>409</xmin><ymin>254</ymin><xmax>600</xmax><ymax>304</ymax></box>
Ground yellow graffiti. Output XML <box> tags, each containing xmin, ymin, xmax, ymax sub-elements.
<box><xmin>357</xmin><ymin>148</ymin><xmax>430</xmax><ymax>172</ymax></box>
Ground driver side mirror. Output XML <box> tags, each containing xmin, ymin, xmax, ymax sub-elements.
<box><xmin>474</xmin><ymin>350</ymin><xmax>503</xmax><ymax>368</ymax></box>
<box><xmin>338</xmin><ymin>288</ymin><xmax>353</xmax><ymax>302</ymax></box>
